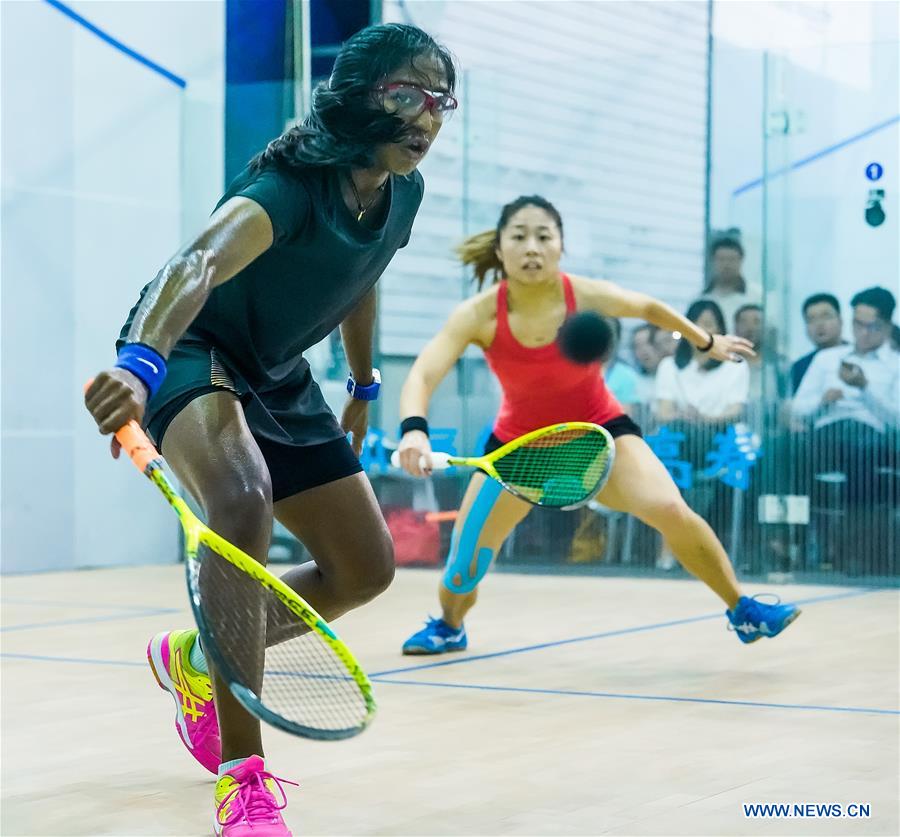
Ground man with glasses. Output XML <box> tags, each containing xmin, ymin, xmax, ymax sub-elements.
<box><xmin>792</xmin><ymin>287</ymin><xmax>898</xmax><ymax>569</ymax></box>
<box><xmin>793</xmin><ymin>286</ymin><xmax>899</xmax><ymax>433</ymax></box>
<box><xmin>791</xmin><ymin>293</ymin><xmax>846</xmax><ymax>394</ymax></box>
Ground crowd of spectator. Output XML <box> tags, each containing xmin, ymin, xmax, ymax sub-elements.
<box><xmin>369</xmin><ymin>234</ymin><xmax>896</xmax><ymax>579</ymax></box>
<box><xmin>600</xmin><ymin>234</ymin><xmax>899</xmax><ymax>576</ymax></box>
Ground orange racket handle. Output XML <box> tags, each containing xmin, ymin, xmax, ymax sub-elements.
<box><xmin>115</xmin><ymin>420</ymin><xmax>161</xmax><ymax>473</ymax></box>
<box><xmin>424</xmin><ymin>511</ymin><xmax>459</xmax><ymax>523</ymax></box>
<box><xmin>84</xmin><ymin>378</ymin><xmax>161</xmax><ymax>473</ymax></box>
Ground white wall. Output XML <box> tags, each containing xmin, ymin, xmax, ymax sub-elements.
<box><xmin>710</xmin><ymin>0</ymin><xmax>899</xmax><ymax>357</ymax></box>
<box><xmin>1</xmin><ymin>0</ymin><xmax>225</xmax><ymax>572</ymax></box>
<box><xmin>380</xmin><ymin>0</ymin><xmax>712</xmax><ymax>357</ymax></box>
<box><xmin>374</xmin><ymin>0</ymin><xmax>711</xmax><ymax>444</ymax></box>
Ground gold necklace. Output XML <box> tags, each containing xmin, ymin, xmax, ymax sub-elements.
<box><xmin>347</xmin><ymin>173</ymin><xmax>387</xmax><ymax>221</ymax></box>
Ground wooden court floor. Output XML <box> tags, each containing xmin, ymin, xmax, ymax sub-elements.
<box><xmin>2</xmin><ymin>566</ymin><xmax>898</xmax><ymax>836</ymax></box>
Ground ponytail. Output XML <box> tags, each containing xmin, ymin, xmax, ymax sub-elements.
<box><xmin>455</xmin><ymin>229</ymin><xmax>503</xmax><ymax>290</ymax></box>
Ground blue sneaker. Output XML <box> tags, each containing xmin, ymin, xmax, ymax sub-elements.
<box><xmin>402</xmin><ymin>617</ymin><xmax>468</xmax><ymax>655</ymax></box>
<box><xmin>727</xmin><ymin>595</ymin><xmax>801</xmax><ymax>644</ymax></box>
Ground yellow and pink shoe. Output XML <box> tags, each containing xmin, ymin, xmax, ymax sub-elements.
<box><xmin>147</xmin><ymin>629</ymin><xmax>221</xmax><ymax>774</ymax></box>
<box><xmin>215</xmin><ymin>755</ymin><xmax>297</xmax><ymax>836</ymax></box>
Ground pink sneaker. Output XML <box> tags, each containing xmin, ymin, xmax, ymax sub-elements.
<box><xmin>215</xmin><ymin>755</ymin><xmax>298</xmax><ymax>836</ymax></box>
<box><xmin>147</xmin><ymin>629</ymin><xmax>221</xmax><ymax>774</ymax></box>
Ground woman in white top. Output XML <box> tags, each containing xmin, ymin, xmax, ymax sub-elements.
<box><xmin>654</xmin><ymin>300</ymin><xmax>750</xmax><ymax>563</ymax></box>
<box><xmin>656</xmin><ymin>299</ymin><xmax>750</xmax><ymax>423</ymax></box>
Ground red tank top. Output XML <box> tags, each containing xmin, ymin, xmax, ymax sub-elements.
<box><xmin>484</xmin><ymin>273</ymin><xmax>623</xmax><ymax>442</ymax></box>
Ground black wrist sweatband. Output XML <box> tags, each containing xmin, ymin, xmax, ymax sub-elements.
<box><xmin>698</xmin><ymin>331</ymin><xmax>715</xmax><ymax>352</ymax></box>
<box><xmin>400</xmin><ymin>416</ymin><xmax>429</xmax><ymax>437</ymax></box>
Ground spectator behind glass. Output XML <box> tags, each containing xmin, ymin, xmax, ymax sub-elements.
<box><xmin>601</xmin><ymin>316</ymin><xmax>640</xmax><ymax>413</ymax></box>
<box><xmin>792</xmin><ymin>286</ymin><xmax>899</xmax><ymax>508</ymax></box>
<box><xmin>631</xmin><ymin>323</ymin><xmax>662</xmax><ymax>405</ymax></box>
<box><xmin>793</xmin><ymin>286</ymin><xmax>898</xmax><ymax>434</ymax></box>
<box><xmin>791</xmin><ymin>293</ymin><xmax>845</xmax><ymax>393</ymax></box>
<box><xmin>701</xmin><ymin>237</ymin><xmax>761</xmax><ymax>330</ymax></box>
<box><xmin>652</xmin><ymin>326</ymin><xmax>678</xmax><ymax>360</ymax></box>
<box><xmin>734</xmin><ymin>303</ymin><xmax>789</xmax><ymax>402</ymax></box>
<box><xmin>656</xmin><ymin>299</ymin><xmax>750</xmax><ymax>424</ymax></box>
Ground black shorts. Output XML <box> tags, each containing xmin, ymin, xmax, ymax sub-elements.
<box><xmin>483</xmin><ymin>413</ymin><xmax>642</xmax><ymax>455</ymax></box>
<box><xmin>141</xmin><ymin>338</ymin><xmax>362</xmax><ymax>502</ymax></box>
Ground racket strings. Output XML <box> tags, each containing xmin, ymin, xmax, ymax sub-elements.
<box><xmin>494</xmin><ymin>428</ymin><xmax>611</xmax><ymax>506</ymax></box>
<box><xmin>195</xmin><ymin>553</ymin><xmax>370</xmax><ymax>736</ymax></box>
<box><xmin>264</xmin><ymin>607</ymin><xmax>367</xmax><ymax>730</ymax></box>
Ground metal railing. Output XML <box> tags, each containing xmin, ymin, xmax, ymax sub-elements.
<box><xmin>348</xmin><ymin>401</ymin><xmax>898</xmax><ymax>585</ymax></box>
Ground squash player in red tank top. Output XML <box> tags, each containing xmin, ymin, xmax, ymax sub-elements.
<box><xmin>397</xmin><ymin>196</ymin><xmax>801</xmax><ymax>654</ymax></box>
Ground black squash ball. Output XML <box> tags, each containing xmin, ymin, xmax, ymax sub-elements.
<box><xmin>556</xmin><ymin>311</ymin><xmax>613</xmax><ymax>364</ymax></box>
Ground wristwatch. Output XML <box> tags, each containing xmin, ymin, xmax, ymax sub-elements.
<box><xmin>346</xmin><ymin>368</ymin><xmax>381</xmax><ymax>401</ymax></box>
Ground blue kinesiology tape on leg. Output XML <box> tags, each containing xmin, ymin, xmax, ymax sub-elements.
<box><xmin>442</xmin><ymin>477</ymin><xmax>504</xmax><ymax>594</ymax></box>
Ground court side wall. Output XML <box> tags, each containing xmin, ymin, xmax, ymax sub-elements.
<box><xmin>1</xmin><ymin>0</ymin><xmax>225</xmax><ymax>572</ymax></box>
<box><xmin>709</xmin><ymin>0</ymin><xmax>899</xmax><ymax>356</ymax></box>
<box><xmin>380</xmin><ymin>0</ymin><xmax>711</xmax><ymax>355</ymax></box>
<box><xmin>376</xmin><ymin>0</ymin><xmax>712</xmax><ymax>450</ymax></box>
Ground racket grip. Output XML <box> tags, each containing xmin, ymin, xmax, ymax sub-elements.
<box><xmin>425</xmin><ymin>510</ymin><xmax>459</xmax><ymax>523</ymax></box>
<box><xmin>115</xmin><ymin>420</ymin><xmax>161</xmax><ymax>473</ymax></box>
<box><xmin>389</xmin><ymin>450</ymin><xmax>452</xmax><ymax>471</ymax></box>
<box><xmin>84</xmin><ymin>378</ymin><xmax>160</xmax><ymax>473</ymax></box>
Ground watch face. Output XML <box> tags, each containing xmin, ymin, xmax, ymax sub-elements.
<box><xmin>347</xmin><ymin>371</ymin><xmax>380</xmax><ymax>400</ymax></box>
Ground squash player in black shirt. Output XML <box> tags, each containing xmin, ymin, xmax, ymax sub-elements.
<box><xmin>84</xmin><ymin>24</ymin><xmax>457</xmax><ymax>834</ymax></box>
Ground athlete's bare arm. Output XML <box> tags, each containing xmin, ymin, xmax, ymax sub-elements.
<box><xmin>568</xmin><ymin>274</ymin><xmax>755</xmax><ymax>363</ymax></box>
<box><xmin>396</xmin><ymin>290</ymin><xmax>495</xmax><ymax>476</ymax></box>
<box><xmin>86</xmin><ymin>197</ymin><xmax>274</xmax><ymax>436</ymax></box>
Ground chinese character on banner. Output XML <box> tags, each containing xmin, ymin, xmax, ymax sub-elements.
<box><xmin>645</xmin><ymin>426</ymin><xmax>693</xmax><ymax>489</ymax></box>
<box><xmin>700</xmin><ymin>423</ymin><xmax>762</xmax><ymax>490</ymax></box>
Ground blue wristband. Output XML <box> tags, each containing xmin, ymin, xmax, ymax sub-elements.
<box><xmin>347</xmin><ymin>368</ymin><xmax>381</xmax><ymax>401</ymax></box>
<box><xmin>116</xmin><ymin>343</ymin><xmax>167</xmax><ymax>398</ymax></box>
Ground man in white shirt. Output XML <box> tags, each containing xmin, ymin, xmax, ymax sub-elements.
<box><xmin>701</xmin><ymin>237</ymin><xmax>762</xmax><ymax>330</ymax></box>
<box><xmin>790</xmin><ymin>293</ymin><xmax>846</xmax><ymax>394</ymax></box>
<box><xmin>792</xmin><ymin>286</ymin><xmax>898</xmax><ymax>506</ymax></box>
<box><xmin>793</xmin><ymin>288</ymin><xmax>898</xmax><ymax>433</ymax></box>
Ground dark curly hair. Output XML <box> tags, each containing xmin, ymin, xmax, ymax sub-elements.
<box><xmin>250</xmin><ymin>23</ymin><xmax>456</xmax><ymax>171</ymax></box>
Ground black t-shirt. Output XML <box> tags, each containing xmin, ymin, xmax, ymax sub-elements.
<box><xmin>121</xmin><ymin>162</ymin><xmax>423</xmax><ymax>389</ymax></box>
